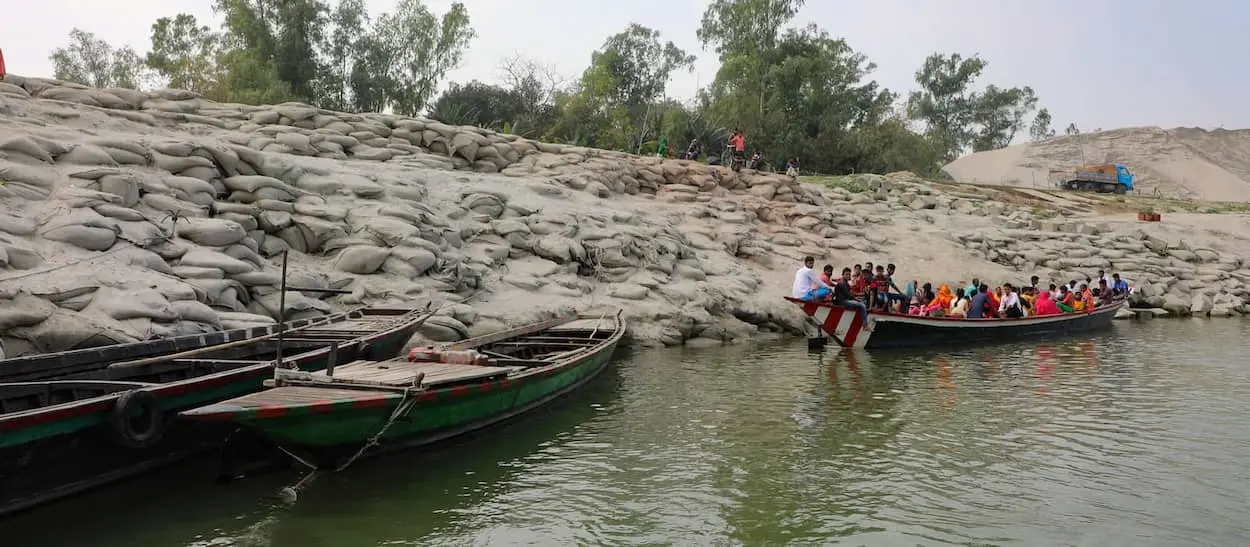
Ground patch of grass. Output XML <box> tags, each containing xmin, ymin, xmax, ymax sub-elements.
<box><xmin>1030</xmin><ymin>206</ymin><xmax>1058</xmax><ymax>219</ymax></box>
<box><xmin>804</xmin><ymin>175</ymin><xmax>869</xmax><ymax>194</ymax></box>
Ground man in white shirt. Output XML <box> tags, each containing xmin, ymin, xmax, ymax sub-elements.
<box><xmin>999</xmin><ymin>283</ymin><xmax>1024</xmax><ymax>318</ymax></box>
<box><xmin>792</xmin><ymin>256</ymin><xmax>831</xmax><ymax>300</ymax></box>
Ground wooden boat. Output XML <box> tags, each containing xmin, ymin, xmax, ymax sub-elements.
<box><xmin>0</xmin><ymin>307</ymin><xmax>429</xmax><ymax>517</ymax></box>
<box><xmin>785</xmin><ymin>297</ymin><xmax>1124</xmax><ymax>350</ymax></box>
<box><xmin>181</xmin><ymin>311</ymin><xmax>625</xmax><ymax>471</ymax></box>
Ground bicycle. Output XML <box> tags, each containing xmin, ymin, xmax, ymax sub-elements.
<box><xmin>721</xmin><ymin>145</ymin><xmax>744</xmax><ymax>171</ymax></box>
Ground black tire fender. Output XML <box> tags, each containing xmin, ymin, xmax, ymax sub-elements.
<box><xmin>111</xmin><ymin>389</ymin><xmax>165</xmax><ymax>449</ymax></box>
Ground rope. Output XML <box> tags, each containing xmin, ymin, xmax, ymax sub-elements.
<box><xmin>333</xmin><ymin>387</ymin><xmax>419</xmax><ymax>472</ymax></box>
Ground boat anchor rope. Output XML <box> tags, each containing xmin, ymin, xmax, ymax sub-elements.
<box><xmin>334</xmin><ymin>386</ymin><xmax>421</xmax><ymax>472</ymax></box>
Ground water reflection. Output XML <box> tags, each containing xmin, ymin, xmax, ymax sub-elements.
<box><xmin>3</xmin><ymin>320</ymin><xmax>1250</xmax><ymax>546</ymax></box>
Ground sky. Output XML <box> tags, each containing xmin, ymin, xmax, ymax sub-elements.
<box><xmin>4</xmin><ymin>0</ymin><xmax>1247</xmax><ymax>133</ymax></box>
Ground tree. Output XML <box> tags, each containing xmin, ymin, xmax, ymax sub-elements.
<box><xmin>373</xmin><ymin>0</ymin><xmax>476</xmax><ymax>115</ymax></box>
<box><xmin>576</xmin><ymin>24</ymin><xmax>695</xmax><ymax>151</ymax></box>
<box><xmin>499</xmin><ymin>54</ymin><xmax>566</xmax><ymax>108</ymax></box>
<box><xmin>146</xmin><ymin>14</ymin><xmax>224</xmax><ymax>97</ymax></box>
<box><xmin>50</xmin><ymin>29</ymin><xmax>148</xmax><ymax>89</ymax></box>
<box><xmin>1065</xmin><ymin>123</ymin><xmax>1080</xmax><ymax>136</ymax></box>
<box><xmin>320</xmin><ymin>0</ymin><xmax>369</xmax><ymax>111</ymax></box>
<box><xmin>907</xmin><ymin>52</ymin><xmax>1039</xmax><ymax>160</ymax></box>
<box><xmin>697</xmin><ymin>0</ymin><xmax>807</xmax><ymax>56</ymax></box>
<box><xmin>967</xmin><ymin>84</ymin><xmax>1038</xmax><ymax>151</ymax></box>
<box><xmin>1029</xmin><ymin>108</ymin><xmax>1055</xmax><ymax>141</ymax></box>
<box><xmin>213</xmin><ymin>0</ymin><xmax>328</xmax><ymax>101</ymax></box>
<box><xmin>429</xmin><ymin>80</ymin><xmax>527</xmax><ymax>128</ymax></box>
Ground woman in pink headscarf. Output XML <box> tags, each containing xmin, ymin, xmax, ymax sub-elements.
<box><xmin>1034</xmin><ymin>290</ymin><xmax>1061</xmax><ymax>316</ymax></box>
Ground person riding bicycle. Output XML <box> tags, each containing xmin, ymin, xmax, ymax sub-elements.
<box><xmin>685</xmin><ymin>138</ymin><xmax>701</xmax><ymax>160</ymax></box>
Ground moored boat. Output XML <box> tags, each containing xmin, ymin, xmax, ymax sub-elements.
<box><xmin>785</xmin><ymin>297</ymin><xmax>1124</xmax><ymax>350</ymax></box>
<box><xmin>180</xmin><ymin>310</ymin><xmax>625</xmax><ymax>470</ymax></box>
<box><xmin>0</xmin><ymin>307</ymin><xmax>429</xmax><ymax>517</ymax></box>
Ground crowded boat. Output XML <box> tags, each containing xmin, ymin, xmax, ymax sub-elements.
<box><xmin>790</xmin><ymin>256</ymin><xmax>1130</xmax><ymax>319</ymax></box>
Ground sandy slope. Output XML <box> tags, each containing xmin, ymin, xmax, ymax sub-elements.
<box><xmin>943</xmin><ymin>127</ymin><xmax>1250</xmax><ymax>202</ymax></box>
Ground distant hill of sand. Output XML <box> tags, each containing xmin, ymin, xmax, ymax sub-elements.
<box><xmin>942</xmin><ymin>127</ymin><xmax>1250</xmax><ymax>203</ymax></box>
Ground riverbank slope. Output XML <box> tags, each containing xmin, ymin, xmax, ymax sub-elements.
<box><xmin>1</xmin><ymin>76</ymin><xmax>1248</xmax><ymax>355</ymax></box>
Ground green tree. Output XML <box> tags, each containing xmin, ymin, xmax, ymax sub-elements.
<box><xmin>577</xmin><ymin>23</ymin><xmax>695</xmax><ymax>151</ymax></box>
<box><xmin>430</xmin><ymin>80</ymin><xmax>526</xmax><ymax>128</ymax></box>
<box><xmin>320</xmin><ymin>0</ymin><xmax>369</xmax><ymax>111</ymax></box>
<box><xmin>50</xmin><ymin>29</ymin><xmax>147</xmax><ymax>89</ymax></box>
<box><xmin>373</xmin><ymin>0</ymin><xmax>476</xmax><ymax>115</ymax></box>
<box><xmin>213</xmin><ymin>0</ymin><xmax>328</xmax><ymax>101</ymax></box>
<box><xmin>697</xmin><ymin>0</ymin><xmax>806</xmax><ymax>56</ymax></box>
<box><xmin>1029</xmin><ymin>107</ymin><xmax>1056</xmax><ymax>141</ymax></box>
<box><xmin>907</xmin><ymin>52</ymin><xmax>1039</xmax><ymax>160</ymax></box>
<box><xmin>968</xmin><ymin>84</ymin><xmax>1038</xmax><ymax>151</ymax></box>
<box><xmin>146</xmin><ymin>14</ymin><xmax>224</xmax><ymax>98</ymax></box>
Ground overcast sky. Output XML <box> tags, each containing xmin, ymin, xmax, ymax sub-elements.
<box><xmin>5</xmin><ymin>0</ymin><xmax>1245</xmax><ymax>132</ymax></box>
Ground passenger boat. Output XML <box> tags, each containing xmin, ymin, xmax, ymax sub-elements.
<box><xmin>785</xmin><ymin>297</ymin><xmax>1124</xmax><ymax>350</ymax></box>
<box><xmin>0</xmin><ymin>307</ymin><xmax>429</xmax><ymax>517</ymax></box>
<box><xmin>181</xmin><ymin>311</ymin><xmax>625</xmax><ymax>471</ymax></box>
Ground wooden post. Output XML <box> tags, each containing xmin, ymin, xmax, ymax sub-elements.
<box><xmin>326</xmin><ymin>342</ymin><xmax>338</xmax><ymax>377</ymax></box>
<box><xmin>274</xmin><ymin>250</ymin><xmax>289</xmax><ymax>370</ymax></box>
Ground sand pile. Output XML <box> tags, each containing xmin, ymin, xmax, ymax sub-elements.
<box><xmin>942</xmin><ymin>127</ymin><xmax>1250</xmax><ymax>202</ymax></box>
<box><xmin>1</xmin><ymin>75</ymin><xmax>1249</xmax><ymax>358</ymax></box>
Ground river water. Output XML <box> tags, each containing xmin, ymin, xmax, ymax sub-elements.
<box><xmin>4</xmin><ymin>319</ymin><xmax>1250</xmax><ymax>546</ymax></box>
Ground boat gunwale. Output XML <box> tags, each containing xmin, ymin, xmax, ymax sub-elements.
<box><xmin>0</xmin><ymin>308</ymin><xmax>431</xmax><ymax>431</ymax></box>
<box><xmin>0</xmin><ymin>307</ymin><xmax>420</xmax><ymax>380</ymax></box>
<box><xmin>179</xmin><ymin>311</ymin><xmax>627</xmax><ymax>420</ymax></box>
<box><xmin>784</xmin><ymin>296</ymin><xmax>1125</xmax><ymax>327</ymax></box>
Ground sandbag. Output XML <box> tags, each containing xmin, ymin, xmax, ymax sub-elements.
<box><xmin>57</xmin><ymin>144</ymin><xmax>120</xmax><ymax>167</ymax></box>
<box><xmin>93</xmin><ymin>204</ymin><xmax>146</xmax><ymax>222</ymax></box>
<box><xmin>334</xmin><ymin>245</ymin><xmax>390</xmax><ymax>274</ymax></box>
<box><xmin>0</xmin><ymin>162</ymin><xmax>63</xmax><ymax>188</ymax></box>
<box><xmin>178</xmin><ymin>217</ymin><xmax>247</xmax><ymax>246</ymax></box>
<box><xmin>0</xmin><ymin>212</ymin><xmax>36</xmax><ymax>236</ymax></box>
<box><xmin>0</xmin><ymin>294</ymin><xmax>56</xmax><ymax>331</ymax></box>
<box><xmin>86</xmin><ymin>287</ymin><xmax>177</xmax><ymax>322</ymax></box>
<box><xmin>178</xmin><ymin>248</ymin><xmax>255</xmax><ymax>275</ymax></box>
<box><xmin>0</xmin><ymin>136</ymin><xmax>55</xmax><ymax>163</ymax></box>
<box><xmin>9</xmin><ymin>310</ymin><xmax>139</xmax><ymax>352</ymax></box>
<box><xmin>390</xmin><ymin>246</ymin><xmax>438</xmax><ymax>275</ymax></box>
<box><xmin>168</xmin><ymin>300</ymin><xmax>222</xmax><ymax>328</ymax></box>
<box><xmin>41</xmin><ymin>225</ymin><xmax>117</xmax><ymax>251</ymax></box>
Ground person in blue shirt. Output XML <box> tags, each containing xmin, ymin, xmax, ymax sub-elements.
<box><xmin>966</xmin><ymin>284</ymin><xmax>991</xmax><ymax>319</ymax></box>
<box><xmin>1111</xmin><ymin>273</ymin><xmax>1130</xmax><ymax>296</ymax></box>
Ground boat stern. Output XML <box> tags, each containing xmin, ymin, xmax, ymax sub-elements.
<box><xmin>783</xmin><ymin>297</ymin><xmax>873</xmax><ymax>349</ymax></box>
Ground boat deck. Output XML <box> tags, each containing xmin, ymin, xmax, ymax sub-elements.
<box><xmin>544</xmin><ymin>317</ymin><xmax>616</xmax><ymax>332</ymax></box>
<box><xmin>209</xmin><ymin>385</ymin><xmax>393</xmax><ymax>408</ymax></box>
<box><xmin>315</xmin><ymin>360</ymin><xmax>522</xmax><ymax>388</ymax></box>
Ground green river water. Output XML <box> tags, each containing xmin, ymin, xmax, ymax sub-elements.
<box><xmin>4</xmin><ymin>319</ymin><xmax>1250</xmax><ymax>546</ymax></box>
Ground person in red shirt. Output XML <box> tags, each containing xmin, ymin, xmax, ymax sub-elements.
<box><xmin>728</xmin><ymin>130</ymin><xmax>746</xmax><ymax>168</ymax></box>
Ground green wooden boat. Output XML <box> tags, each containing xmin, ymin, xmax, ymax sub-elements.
<box><xmin>180</xmin><ymin>310</ymin><xmax>625</xmax><ymax>470</ymax></box>
<box><xmin>0</xmin><ymin>307</ymin><xmax>430</xmax><ymax>516</ymax></box>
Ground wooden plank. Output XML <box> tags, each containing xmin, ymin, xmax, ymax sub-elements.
<box><xmin>544</xmin><ymin>318</ymin><xmax>616</xmax><ymax>332</ymax></box>
<box><xmin>491</xmin><ymin>341</ymin><xmax>598</xmax><ymax>347</ymax></box>
<box><xmin>226</xmin><ymin>386</ymin><xmax>375</xmax><ymax>408</ymax></box>
<box><xmin>312</xmin><ymin>359</ymin><xmax>520</xmax><ymax>387</ymax></box>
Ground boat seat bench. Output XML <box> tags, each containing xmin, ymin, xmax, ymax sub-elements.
<box><xmin>316</xmin><ymin>360</ymin><xmax>524</xmax><ymax>388</ymax></box>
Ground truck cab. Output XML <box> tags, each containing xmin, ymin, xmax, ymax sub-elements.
<box><xmin>1115</xmin><ymin>164</ymin><xmax>1134</xmax><ymax>191</ymax></box>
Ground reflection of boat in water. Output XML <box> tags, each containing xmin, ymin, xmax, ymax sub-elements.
<box><xmin>0</xmin><ymin>365</ymin><xmax>622</xmax><ymax>547</ymax></box>
<box><xmin>785</xmin><ymin>297</ymin><xmax>1123</xmax><ymax>350</ymax></box>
